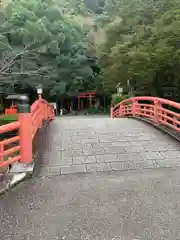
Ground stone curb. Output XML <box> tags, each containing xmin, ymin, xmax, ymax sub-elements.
<box><xmin>0</xmin><ymin>167</ymin><xmax>34</xmax><ymax>196</ymax></box>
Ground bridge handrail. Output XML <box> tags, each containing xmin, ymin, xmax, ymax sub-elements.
<box><xmin>111</xmin><ymin>96</ymin><xmax>180</xmax><ymax>133</ymax></box>
<box><xmin>0</xmin><ymin>98</ymin><xmax>54</xmax><ymax>169</ymax></box>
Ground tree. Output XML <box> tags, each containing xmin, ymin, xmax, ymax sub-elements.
<box><xmin>99</xmin><ymin>0</ymin><xmax>180</xmax><ymax>100</ymax></box>
<box><xmin>0</xmin><ymin>0</ymin><xmax>100</xmax><ymax>98</ymax></box>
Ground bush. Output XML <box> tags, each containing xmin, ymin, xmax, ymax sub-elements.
<box><xmin>0</xmin><ymin>114</ymin><xmax>18</xmax><ymax>125</ymax></box>
<box><xmin>111</xmin><ymin>94</ymin><xmax>131</xmax><ymax>105</ymax></box>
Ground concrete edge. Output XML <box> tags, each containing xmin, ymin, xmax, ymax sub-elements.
<box><xmin>0</xmin><ymin>171</ymin><xmax>33</xmax><ymax>196</ymax></box>
<box><xmin>126</xmin><ymin>116</ymin><xmax>180</xmax><ymax>143</ymax></box>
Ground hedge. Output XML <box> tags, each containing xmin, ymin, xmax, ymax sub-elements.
<box><xmin>111</xmin><ymin>94</ymin><xmax>132</xmax><ymax>105</ymax></box>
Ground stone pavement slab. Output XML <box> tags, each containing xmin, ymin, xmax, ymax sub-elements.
<box><xmin>35</xmin><ymin>116</ymin><xmax>180</xmax><ymax>176</ymax></box>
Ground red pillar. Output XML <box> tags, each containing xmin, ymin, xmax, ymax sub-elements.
<box><xmin>78</xmin><ymin>97</ymin><xmax>81</xmax><ymax>110</ymax></box>
<box><xmin>19</xmin><ymin>113</ymin><xmax>32</xmax><ymax>163</ymax></box>
<box><xmin>0</xmin><ymin>143</ymin><xmax>4</xmax><ymax>163</ymax></box>
<box><xmin>154</xmin><ymin>100</ymin><xmax>162</xmax><ymax>124</ymax></box>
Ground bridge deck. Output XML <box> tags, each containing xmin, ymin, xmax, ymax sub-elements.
<box><xmin>1</xmin><ymin>116</ymin><xmax>180</xmax><ymax>240</ymax></box>
<box><xmin>36</xmin><ymin>116</ymin><xmax>180</xmax><ymax>176</ymax></box>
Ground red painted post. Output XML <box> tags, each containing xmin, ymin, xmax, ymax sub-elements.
<box><xmin>19</xmin><ymin>113</ymin><xmax>32</xmax><ymax>163</ymax></box>
<box><xmin>0</xmin><ymin>143</ymin><xmax>4</xmax><ymax>163</ymax></box>
<box><xmin>154</xmin><ymin>99</ymin><xmax>162</xmax><ymax>124</ymax></box>
<box><xmin>119</xmin><ymin>103</ymin><xmax>123</xmax><ymax>116</ymax></box>
<box><xmin>38</xmin><ymin>104</ymin><xmax>42</xmax><ymax>129</ymax></box>
<box><xmin>132</xmin><ymin>99</ymin><xmax>137</xmax><ymax>117</ymax></box>
<box><xmin>173</xmin><ymin>115</ymin><xmax>177</xmax><ymax>128</ymax></box>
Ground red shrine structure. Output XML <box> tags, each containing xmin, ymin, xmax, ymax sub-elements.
<box><xmin>78</xmin><ymin>92</ymin><xmax>96</xmax><ymax>110</ymax></box>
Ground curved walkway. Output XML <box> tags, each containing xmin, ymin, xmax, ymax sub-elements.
<box><xmin>36</xmin><ymin>116</ymin><xmax>180</xmax><ymax>176</ymax></box>
<box><xmin>1</xmin><ymin>116</ymin><xmax>180</xmax><ymax>240</ymax></box>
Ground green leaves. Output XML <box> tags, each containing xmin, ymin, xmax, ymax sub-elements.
<box><xmin>0</xmin><ymin>0</ymin><xmax>99</xmax><ymax>96</ymax></box>
<box><xmin>99</xmin><ymin>0</ymin><xmax>180</xmax><ymax>99</ymax></box>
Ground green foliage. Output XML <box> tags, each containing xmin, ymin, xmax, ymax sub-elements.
<box><xmin>0</xmin><ymin>114</ymin><xmax>18</xmax><ymax>125</ymax></box>
<box><xmin>2</xmin><ymin>0</ymin><xmax>178</xmax><ymax>101</ymax></box>
<box><xmin>99</xmin><ymin>0</ymin><xmax>180</xmax><ymax>100</ymax></box>
<box><xmin>0</xmin><ymin>0</ymin><xmax>100</xmax><ymax>98</ymax></box>
<box><xmin>111</xmin><ymin>94</ymin><xmax>131</xmax><ymax>105</ymax></box>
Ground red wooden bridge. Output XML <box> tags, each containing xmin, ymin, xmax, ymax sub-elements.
<box><xmin>0</xmin><ymin>96</ymin><xmax>180</xmax><ymax>240</ymax></box>
<box><xmin>0</xmin><ymin>96</ymin><xmax>179</xmax><ymax>170</ymax></box>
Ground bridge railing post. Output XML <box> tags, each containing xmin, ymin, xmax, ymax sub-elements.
<box><xmin>19</xmin><ymin>113</ymin><xmax>33</xmax><ymax>163</ymax></box>
<box><xmin>154</xmin><ymin>99</ymin><xmax>162</xmax><ymax>124</ymax></box>
<box><xmin>132</xmin><ymin>99</ymin><xmax>137</xmax><ymax>117</ymax></box>
<box><xmin>119</xmin><ymin>103</ymin><xmax>123</xmax><ymax>116</ymax></box>
<box><xmin>0</xmin><ymin>143</ymin><xmax>4</xmax><ymax>163</ymax></box>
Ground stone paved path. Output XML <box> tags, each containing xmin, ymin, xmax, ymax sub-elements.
<box><xmin>36</xmin><ymin>116</ymin><xmax>180</xmax><ymax>177</ymax></box>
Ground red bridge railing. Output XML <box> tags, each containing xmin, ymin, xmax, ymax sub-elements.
<box><xmin>111</xmin><ymin>96</ymin><xmax>180</xmax><ymax>132</ymax></box>
<box><xmin>0</xmin><ymin>99</ymin><xmax>54</xmax><ymax>168</ymax></box>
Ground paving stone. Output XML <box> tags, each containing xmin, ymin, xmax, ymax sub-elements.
<box><xmin>99</xmin><ymin>138</ymin><xmax>113</xmax><ymax>143</ymax></box>
<box><xmin>139</xmin><ymin>151</ymin><xmax>164</xmax><ymax>160</ymax></box>
<box><xmin>121</xmin><ymin>132</ymin><xmax>142</xmax><ymax>137</ymax></box>
<box><xmin>98</xmin><ymin>142</ymin><xmax>113</xmax><ymax>148</ymax></box>
<box><xmin>86</xmin><ymin>163</ymin><xmax>111</xmax><ymax>172</ymax></box>
<box><xmin>125</xmin><ymin>146</ymin><xmax>146</xmax><ymax>153</ymax></box>
<box><xmin>135</xmin><ymin>135</ymin><xmax>156</xmax><ymax>141</ymax></box>
<box><xmin>130</xmin><ymin>141</ymin><xmax>153</xmax><ymax>146</ymax></box>
<box><xmin>74</xmin><ymin>143</ymin><xmax>92</xmax><ymax>149</ymax></box>
<box><xmin>73</xmin><ymin>150</ymin><xmax>83</xmax><ymax>157</ymax></box>
<box><xmin>116</xmin><ymin>153</ymin><xmax>142</xmax><ymax>161</ymax></box>
<box><xmin>144</xmin><ymin>145</ymin><xmax>168</xmax><ymax>152</ymax></box>
<box><xmin>111</xmin><ymin>141</ymin><xmax>131</xmax><ymax>147</ymax></box>
<box><xmin>96</xmin><ymin>154</ymin><xmax>118</xmax><ymax>163</ymax></box>
<box><xmin>157</xmin><ymin>159</ymin><xmax>180</xmax><ymax>168</ymax></box>
<box><xmin>83</xmin><ymin>148</ymin><xmax>105</xmax><ymax>156</ymax></box>
<box><xmin>61</xmin><ymin>150</ymin><xmax>83</xmax><ymax>157</ymax></box>
<box><xmin>50</xmin><ymin>157</ymin><xmax>73</xmax><ymax>166</ymax></box>
<box><xmin>72</xmin><ymin>156</ymin><xmax>84</xmax><ymax>164</ymax></box>
<box><xmin>161</xmin><ymin>151</ymin><xmax>180</xmax><ymax>159</ymax></box>
<box><xmin>104</xmin><ymin>146</ymin><xmax>126</xmax><ymax>154</ymax></box>
<box><xmin>61</xmin><ymin>165</ymin><xmax>86</xmax><ymax>175</ymax></box>
<box><xmin>134</xmin><ymin>160</ymin><xmax>160</xmax><ymax>169</ymax></box>
<box><xmin>116</xmin><ymin>136</ymin><xmax>137</xmax><ymax>141</ymax></box>
<box><xmin>84</xmin><ymin>156</ymin><xmax>97</xmax><ymax>163</ymax></box>
<box><xmin>61</xmin><ymin>150</ymin><xmax>74</xmax><ymax>157</ymax></box>
<box><xmin>79</xmin><ymin>139</ymin><xmax>99</xmax><ymax>144</ymax></box>
<box><xmin>110</xmin><ymin>161</ymin><xmax>135</xmax><ymax>171</ymax></box>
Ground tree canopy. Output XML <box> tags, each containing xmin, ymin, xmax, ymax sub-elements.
<box><xmin>99</xmin><ymin>0</ymin><xmax>180</xmax><ymax>100</ymax></box>
<box><xmin>0</xmin><ymin>0</ymin><xmax>100</xmax><ymax>98</ymax></box>
<box><xmin>0</xmin><ymin>0</ymin><xmax>180</xmax><ymax>101</ymax></box>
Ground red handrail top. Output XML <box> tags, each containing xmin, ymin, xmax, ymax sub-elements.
<box><xmin>0</xmin><ymin>121</ymin><xmax>20</xmax><ymax>134</ymax></box>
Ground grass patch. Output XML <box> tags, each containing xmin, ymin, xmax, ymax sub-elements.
<box><xmin>0</xmin><ymin>114</ymin><xmax>18</xmax><ymax>125</ymax></box>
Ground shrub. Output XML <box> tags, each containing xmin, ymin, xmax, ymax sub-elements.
<box><xmin>111</xmin><ymin>94</ymin><xmax>132</xmax><ymax>105</ymax></box>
